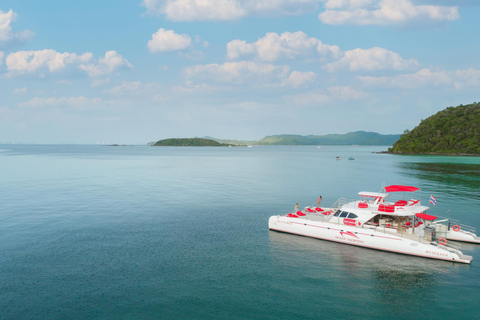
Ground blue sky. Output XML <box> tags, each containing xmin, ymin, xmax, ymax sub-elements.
<box><xmin>1</xmin><ymin>0</ymin><xmax>479</xmax><ymax>144</ymax></box>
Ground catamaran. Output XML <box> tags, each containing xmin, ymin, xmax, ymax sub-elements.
<box><xmin>268</xmin><ymin>185</ymin><xmax>478</xmax><ymax>264</ymax></box>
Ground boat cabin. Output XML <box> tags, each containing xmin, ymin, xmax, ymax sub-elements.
<box><xmin>328</xmin><ymin>186</ymin><xmax>432</xmax><ymax>235</ymax></box>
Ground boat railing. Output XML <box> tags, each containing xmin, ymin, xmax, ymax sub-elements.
<box><xmin>435</xmin><ymin>217</ymin><xmax>477</xmax><ymax>235</ymax></box>
<box><xmin>330</xmin><ymin>197</ymin><xmax>355</xmax><ymax>211</ymax></box>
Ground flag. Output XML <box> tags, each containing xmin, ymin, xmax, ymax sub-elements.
<box><xmin>429</xmin><ymin>195</ymin><xmax>436</xmax><ymax>206</ymax></box>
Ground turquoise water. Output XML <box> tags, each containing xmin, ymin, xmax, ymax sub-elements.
<box><xmin>1</xmin><ymin>145</ymin><xmax>480</xmax><ymax>319</ymax></box>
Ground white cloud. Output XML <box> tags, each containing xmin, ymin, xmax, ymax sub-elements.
<box><xmin>5</xmin><ymin>49</ymin><xmax>93</xmax><ymax>74</ymax></box>
<box><xmin>186</xmin><ymin>61</ymin><xmax>288</xmax><ymax>83</ymax></box>
<box><xmin>148</xmin><ymin>28</ymin><xmax>192</xmax><ymax>53</ymax></box>
<box><xmin>185</xmin><ymin>61</ymin><xmax>316</xmax><ymax>88</ymax></box>
<box><xmin>14</xmin><ymin>87</ymin><xmax>27</xmax><ymax>94</ymax></box>
<box><xmin>0</xmin><ymin>9</ymin><xmax>34</xmax><ymax>46</ymax></box>
<box><xmin>319</xmin><ymin>0</ymin><xmax>459</xmax><ymax>28</ymax></box>
<box><xmin>327</xmin><ymin>85</ymin><xmax>365</xmax><ymax>100</ymax></box>
<box><xmin>287</xmin><ymin>85</ymin><xmax>365</xmax><ymax>106</ymax></box>
<box><xmin>227</xmin><ymin>31</ymin><xmax>342</xmax><ymax>62</ymax></box>
<box><xmin>79</xmin><ymin>51</ymin><xmax>133</xmax><ymax>78</ymax></box>
<box><xmin>324</xmin><ymin>47</ymin><xmax>419</xmax><ymax>72</ymax></box>
<box><xmin>106</xmin><ymin>80</ymin><xmax>214</xmax><ymax>103</ymax></box>
<box><xmin>323</xmin><ymin>0</ymin><xmax>376</xmax><ymax>10</ymax></box>
<box><xmin>91</xmin><ymin>78</ymin><xmax>110</xmax><ymax>87</ymax></box>
<box><xmin>107</xmin><ymin>81</ymin><xmax>174</xmax><ymax>98</ymax></box>
<box><xmin>360</xmin><ymin>68</ymin><xmax>480</xmax><ymax>90</ymax></box>
<box><xmin>19</xmin><ymin>96</ymin><xmax>107</xmax><ymax>110</ymax></box>
<box><xmin>286</xmin><ymin>91</ymin><xmax>331</xmax><ymax>105</ymax></box>
<box><xmin>144</xmin><ymin>0</ymin><xmax>245</xmax><ymax>21</ymax></box>
<box><xmin>194</xmin><ymin>35</ymin><xmax>209</xmax><ymax>48</ymax></box>
<box><xmin>143</xmin><ymin>0</ymin><xmax>319</xmax><ymax>21</ymax></box>
<box><xmin>245</xmin><ymin>0</ymin><xmax>320</xmax><ymax>16</ymax></box>
<box><xmin>283</xmin><ymin>71</ymin><xmax>317</xmax><ymax>88</ymax></box>
<box><xmin>108</xmin><ymin>81</ymin><xmax>147</xmax><ymax>95</ymax></box>
<box><xmin>172</xmin><ymin>81</ymin><xmax>214</xmax><ymax>94</ymax></box>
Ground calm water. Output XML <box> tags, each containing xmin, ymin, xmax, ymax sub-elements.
<box><xmin>1</xmin><ymin>145</ymin><xmax>480</xmax><ymax>319</ymax></box>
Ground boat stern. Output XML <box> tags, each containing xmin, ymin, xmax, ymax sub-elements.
<box><xmin>457</xmin><ymin>254</ymin><xmax>473</xmax><ymax>264</ymax></box>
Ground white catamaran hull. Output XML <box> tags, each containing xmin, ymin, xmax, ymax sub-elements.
<box><xmin>433</xmin><ymin>221</ymin><xmax>480</xmax><ymax>244</ymax></box>
<box><xmin>269</xmin><ymin>216</ymin><xmax>473</xmax><ymax>264</ymax></box>
<box><xmin>446</xmin><ymin>230</ymin><xmax>480</xmax><ymax>244</ymax></box>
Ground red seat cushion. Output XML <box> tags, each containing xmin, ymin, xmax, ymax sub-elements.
<box><xmin>358</xmin><ymin>202</ymin><xmax>368</xmax><ymax>208</ymax></box>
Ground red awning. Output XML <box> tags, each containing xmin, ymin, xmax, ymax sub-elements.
<box><xmin>415</xmin><ymin>213</ymin><xmax>437</xmax><ymax>221</ymax></box>
<box><xmin>384</xmin><ymin>185</ymin><xmax>420</xmax><ymax>192</ymax></box>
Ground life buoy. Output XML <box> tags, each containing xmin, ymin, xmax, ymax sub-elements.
<box><xmin>453</xmin><ymin>225</ymin><xmax>460</xmax><ymax>232</ymax></box>
<box><xmin>438</xmin><ymin>237</ymin><xmax>447</xmax><ymax>245</ymax></box>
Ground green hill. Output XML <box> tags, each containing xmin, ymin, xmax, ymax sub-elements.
<box><xmin>388</xmin><ymin>102</ymin><xmax>480</xmax><ymax>155</ymax></box>
<box><xmin>153</xmin><ymin>138</ymin><xmax>233</xmax><ymax>147</ymax></box>
<box><xmin>255</xmin><ymin>131</ymin><xmax>400</xmax><ymax>145</ymax></box>
<box><xmin>162</xmin><ymin>131</ymin><xmax>400</xmax><ymax>147</ymax></box>
<box><xmin>308</xmin><ymin>131</ymin><xmax>399</xmax><ymax>145</ymax></box>
<box><xmin>256</xmin><ymin>134</ymin><xmax>313</xmax><ymax>145</ymax></box>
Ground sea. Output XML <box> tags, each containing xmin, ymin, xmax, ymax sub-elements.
<box><xmin>1</xmin><ymin>144</ymin><xmax>479</xmax><ymax>319</ymax></box>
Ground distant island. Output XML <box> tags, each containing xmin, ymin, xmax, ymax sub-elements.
<box><xmin>388</xmin><ymin>102</ymin><xmax>480</xmax><ymax>155</ymax></box>
<box><xmin>150</xmin><ymin>131</ymin><xmax>400</xmax><ymax>147</ymax></box>
<box><xmin>152</xmin><ymin>138</ymin><xmax>237</xmax><ymax>147</ymax></box>
<box><xmin>210</xmin><ymin>131</ymin><xmax>400</xmax><ymax>146</ymax></box>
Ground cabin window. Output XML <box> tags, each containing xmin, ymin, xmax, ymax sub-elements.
<box><xmin>333</xmin><ymin>210</ymin><xmax>341</xmax><ymax>217</ymax></box>
<box><xmin>347</xmin><ymin>213</ymin><xmax>358</xmax><ymax>219</ymax></box>
<box><xmin>340</xmin><ymin>211</ymin><xmax>349</xmax><ymax>218</ymax></box>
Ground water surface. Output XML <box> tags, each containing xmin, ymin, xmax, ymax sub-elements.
<box><xmin>1</xmin><ymin>145</ymin><xmax>479</xmax><ymax>319</ymax></box>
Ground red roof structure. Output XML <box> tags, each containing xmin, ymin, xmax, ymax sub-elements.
<box><xmin>384</xmin><ymin>185</ymin><xmax>420</xmax><ymax>192</ymax></box>
<box><xmin>415</xmin><ymin>213</ymin><xmax>437</xmax><ymax>221</ymax></box>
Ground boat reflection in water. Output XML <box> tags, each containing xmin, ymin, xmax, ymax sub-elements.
<box><xmin>269</xmin><ymin>226</ymin><xmax>463</xmax><ymax>314</ymax></box>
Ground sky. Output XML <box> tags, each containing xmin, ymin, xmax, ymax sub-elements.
<box><xmin>0</xmin><ymin>0</ymin><xmax>479</xmax><ymax>144</ymax></box>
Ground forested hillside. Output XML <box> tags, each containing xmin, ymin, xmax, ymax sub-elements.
<box><xmin>217</xmin><ymin>131</ymin><xmax>400</xmax><ymax>146</ymax></box>
<box><xmin>389</xmin><ymin>102</ymin><xmax>480</xmax><ymax>155</ymax></box>
<box><xmin>153</xmin><ymin>138</ymin><xmax>232</xmax><ymax>146</ymax></box>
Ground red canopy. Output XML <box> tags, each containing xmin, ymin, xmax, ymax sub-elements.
<box><xmin>415</xmin><ymin>213</ymin><xmax>437</xmax><ymax>221</ymax></box>
<box><xmin>384</xmin><ymin>185</ymin><xmax>419</xmax><ymax>193</ymax></box>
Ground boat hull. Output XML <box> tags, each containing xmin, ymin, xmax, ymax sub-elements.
<box><xmin>434</xmin><ymin>222</ymin><xmax>480</xmax><ymax>244</ymax></box>
<box><xmin>269</xmin><ymin>215</ymin><xmax>472</xmax><ymax>264</ymax></box>
<box><xmin>446</xmin><ymin>230</ymin><xmax>480</xmax><ymax>244</ymax></box>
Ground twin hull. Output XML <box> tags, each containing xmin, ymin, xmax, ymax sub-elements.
<box><xmin>269</xmin><ymin>216</ymin><xmax>472</xmax><ymax>264</ymax></box>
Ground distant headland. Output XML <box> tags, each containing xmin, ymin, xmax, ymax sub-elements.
<box><xmin>150</xmin><ymin>131</ymin><xmax>400</xmax><ymax>147</ymax></box>
<box><xmin>152</xmin><ymin>138</ymin><xmax>238</xmax><ymax>147</ymax></box>
<box><xmin>204</xmin><ymin>131</ymin><xmax>399</xmax><ymax>146</ymax></box>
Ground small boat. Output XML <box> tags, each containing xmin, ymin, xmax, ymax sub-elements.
<box><xmin>348</xmin><ymin>157</ymin><xmax>355</xmax><ymax>160</ymax></box>
<box><xmin>431</xmin><ymin>216</ymin><xmax>480</xmax><ymax>244</ymax></box>
<box><xmin>269</xmin><ymin>185</ymin><xmax>478</xmax><ymax>263</ymax></box>
<box><xmin>335</xmin><ymin>156</ymin><xmax>341</xmax><ymax>160</ymax></box>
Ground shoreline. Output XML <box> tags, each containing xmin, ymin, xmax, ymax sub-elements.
<box><xmin>378</xmin><ymin>151</ymin><xmax>480</xmax><ymax>156</ymax></box>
